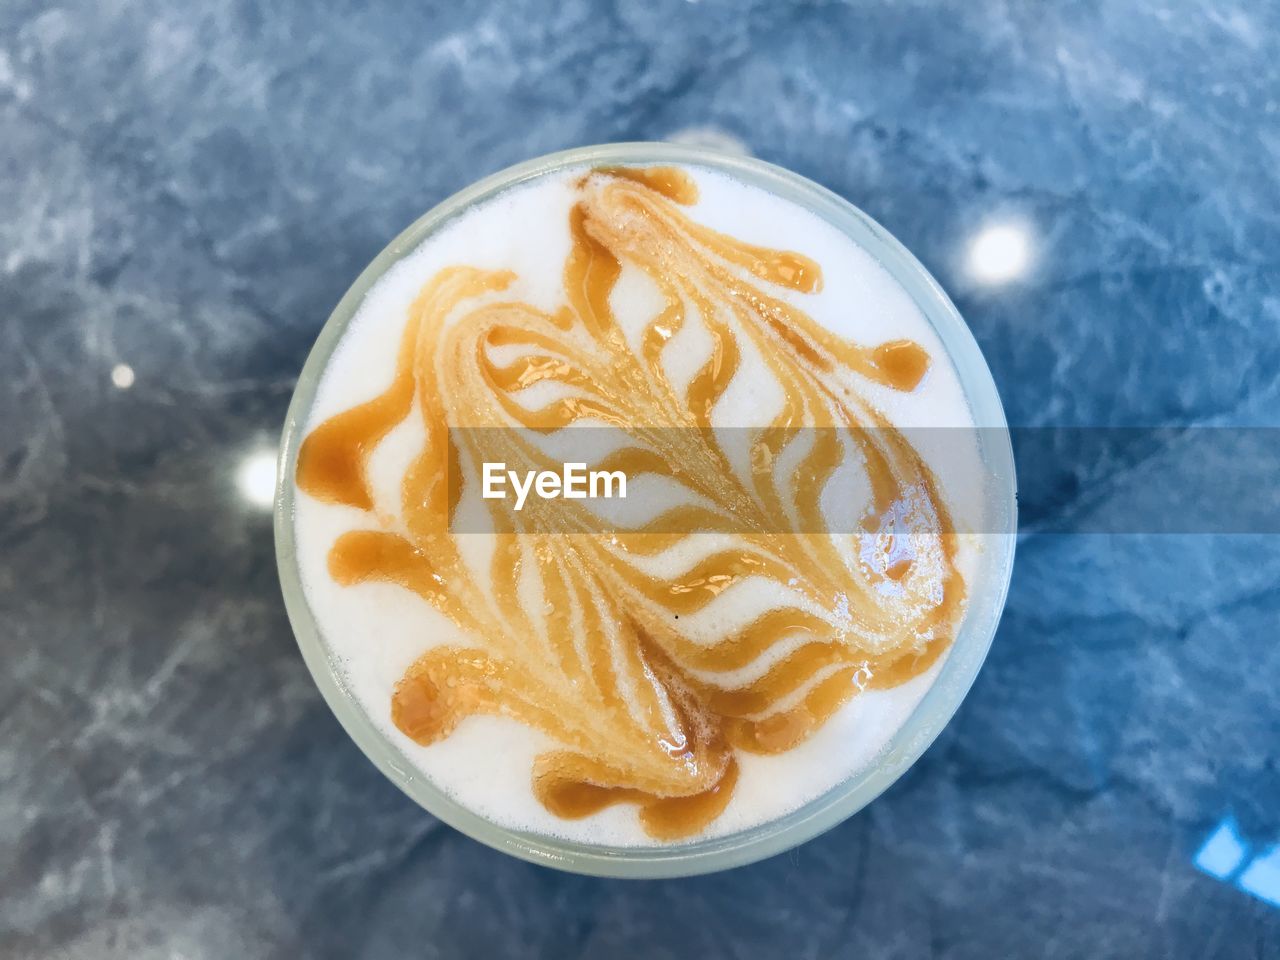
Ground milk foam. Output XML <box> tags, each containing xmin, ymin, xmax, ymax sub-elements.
<box><xmin>293</xmin><ymin>164</ymin><xmax>984</xmax><ymax>846</ymax></box>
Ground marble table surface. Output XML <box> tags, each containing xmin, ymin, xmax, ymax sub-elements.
<box><xmin>3</xmin><ymin>1</ymin><xmax>1278</xmax><ymax>957</ymax></box>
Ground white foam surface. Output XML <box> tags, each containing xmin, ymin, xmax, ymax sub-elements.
<box><xmin>293</xmin><ymin>164</ymin><xmax>983</xmax><ymax>846</ymax></box>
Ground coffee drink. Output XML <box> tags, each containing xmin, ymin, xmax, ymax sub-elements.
<box><xmin>291</xmin><ymin>161</ymin><xmax>983</xmax><ymax>845</ymax></box>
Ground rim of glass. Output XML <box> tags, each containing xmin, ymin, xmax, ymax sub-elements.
<box><xmin>274</xmin><ymin>141</ymin><xmax>1017</xmax><ymax>879</ymax></box>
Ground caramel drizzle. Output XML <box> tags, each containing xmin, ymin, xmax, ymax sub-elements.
<box><xmin>297</xmin><ymin>166</ymin><xmax>965</xmax><ymax>840</ymax></box>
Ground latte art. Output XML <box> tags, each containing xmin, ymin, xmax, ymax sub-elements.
<box><xmin>294</xmin><ymin>166</ymin><xmax>967</xmax><ymax>841</ymax></box>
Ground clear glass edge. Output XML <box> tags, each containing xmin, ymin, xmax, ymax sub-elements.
<box><xmin>273</xmin><ymin>141</ymin><xmax>1018</xmax><ymax>879</ymax></box>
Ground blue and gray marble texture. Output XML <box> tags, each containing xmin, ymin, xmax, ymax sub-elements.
<box><xmin>2</xmin><ymin>1</ymin><xmax>1278</xmax><ymax>957</ymax></box>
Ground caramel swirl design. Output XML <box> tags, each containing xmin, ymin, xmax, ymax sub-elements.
<box><xmin>297</xmin><ymin>166</ymin><xmax>966</xmax><ymax>840</ymax></box>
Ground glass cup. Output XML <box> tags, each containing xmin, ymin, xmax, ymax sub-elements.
<box><xmin>274</xmin><ymin>142</ymin><xmax>1017</xmax><ymax>878</ymax></box>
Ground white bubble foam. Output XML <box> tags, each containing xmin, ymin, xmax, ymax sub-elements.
<box><xmin>293</xmin><ymin>164</ymin><xmax>983</xmax><ymax>847</ymax></box>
